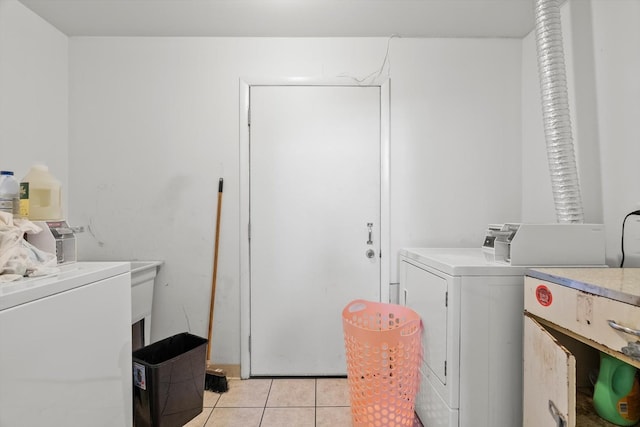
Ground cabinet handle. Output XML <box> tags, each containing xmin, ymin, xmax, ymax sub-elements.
<box><xmin>548</xmin><ymin>400</ymin><xmax>566</xmax><ymax>427</ymax></box>
<box><xmin>608</xmin><ymin>320</ymin><xmax>640</xmax><ymax>337</ymax></box>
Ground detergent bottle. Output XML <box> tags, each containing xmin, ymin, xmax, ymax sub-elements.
<box><xmin>20</xmin><ymin>164</ymin><xmax>63</xmax><ymax>220</ymax></box>
<box><xmin>593</xmin><ymin>352</ymin><xmax>640</xmax><ymax>426</ymax></box>
<box><xmin>0</xmin><ymin>171</ymin><xmax>20</xmax><ymax>217</ymax></box>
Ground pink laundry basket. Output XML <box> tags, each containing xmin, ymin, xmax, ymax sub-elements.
<box><xmin>342</xmin><ymin>299</ymin><xmax>422</xmax><ymax>427</ymax></box>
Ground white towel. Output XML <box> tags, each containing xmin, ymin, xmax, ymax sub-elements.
<box><xmin>0</xmin><ymin>212</ymin><xmax>57</xmax><ymax>282</ymax></box>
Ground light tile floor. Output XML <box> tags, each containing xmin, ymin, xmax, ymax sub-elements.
<box><xmin>184</xmin><ymin>377</ymin><xmax>424</xmax><ymax>427</ymax></box>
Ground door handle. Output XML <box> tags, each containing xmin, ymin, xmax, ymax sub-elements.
<box><xmin>367</xmin><ymin>222</ymin><xmax>373</xmax><ymax>245</ymax></box>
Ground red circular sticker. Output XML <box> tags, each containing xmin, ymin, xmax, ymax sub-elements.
<box><xmin>536</xmin><ymin>285</ymin><xmax>553</xmax><ymax>307</ymax></box>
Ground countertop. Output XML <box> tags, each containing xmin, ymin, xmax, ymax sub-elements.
<box><xmin>527</xmin><ymin>268</ymin><xmax>640</xmax><ymax>307</ymax></box>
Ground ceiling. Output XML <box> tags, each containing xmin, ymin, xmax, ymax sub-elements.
<box><xmin>18</xmin><ymin>0</ymin><xmax>536</xmax><ymax>38</ymax></box>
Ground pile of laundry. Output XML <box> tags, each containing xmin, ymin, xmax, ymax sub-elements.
<box><xmin>0</xmin><ymin>212</ymin><xmax>57</xmax><ymax>282</ymax></box>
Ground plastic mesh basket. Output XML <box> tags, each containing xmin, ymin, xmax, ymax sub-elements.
<box><xmin>342</xmin><ymin>299</ymin><xmax>422</xmax><ymax>427</ymax></box>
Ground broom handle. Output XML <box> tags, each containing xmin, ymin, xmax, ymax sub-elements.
<box><xmin>207</xmin><ymin>178</ymin><xmax>223</xmax><ymax>362</ymax></box>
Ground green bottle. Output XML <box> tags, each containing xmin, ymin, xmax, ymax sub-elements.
<box><xmin>593</xmin><ymin>352</ymin><xmax>640</xmax><ymax>426</ymax></box>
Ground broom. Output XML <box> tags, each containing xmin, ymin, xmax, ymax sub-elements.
<box><xmin>204</xmin><ymin>178</ymin><xmax>228</xmax><ymax>393</ymax></box>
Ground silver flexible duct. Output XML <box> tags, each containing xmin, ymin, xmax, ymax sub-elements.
<box><xmin>534</xmin><ymin>0</ymin><xmax>585</xmax><ymax>223</ymax></box>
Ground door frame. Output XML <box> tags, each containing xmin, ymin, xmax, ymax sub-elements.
<box><xmin>239</xmin><ymin>77</ymin><xmax>390</xmax><ymax>379</ymax></box>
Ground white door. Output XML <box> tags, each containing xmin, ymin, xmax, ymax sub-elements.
<box><xmin>249</xmin><ymin>85</ymin><xmax>381</xmax><ymax>376</ymax></box>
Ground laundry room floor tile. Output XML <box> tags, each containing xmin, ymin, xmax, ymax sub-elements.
<box><xmin>182</xmin><ymin>377</ymin><xmax>423</xmax><ymax>427</ymax></box>
<box><xmin>261</xmin><ymin>407</ymin><xmax>315</xmax><ymax>427</ymax></box>
<box><xmin>316</xmin><ymin>406</ymin><xmax>352</xmax><ymax>426</ymax></box>
<box><xmin>185</xmin><ymin>407</ymin><xmax>213</xmax><ymax>427</ymax></box>
<box><xmin>266</xmin><ymin>378</ymin><xmax>316</xmax><ymax>407</ymax></box>
<box><xmin>215</xmin><ymin>378</ymin><xmax>272</xmax><ymax>408</ymax></box>
<box><xmin>316</xmin><ymin>378</ymin><xmax>350</xmax><ymax>406</ymax></box>
<box><xmin>204</xmin><ymin>407</ymin><xmax>264</xmax><ymax>427</ymax></box>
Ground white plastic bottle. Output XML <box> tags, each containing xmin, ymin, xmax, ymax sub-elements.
<box><xmin>20</xmin><ymin>164</ymin><xmax>63</xmax><ymax>220</ymax></box>
<box><xmin>0</xmin><ymin>170</ymin><xmax>20</xmax><ymax>217</ymax></box>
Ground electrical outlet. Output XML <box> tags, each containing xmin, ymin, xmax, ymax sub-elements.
<box><xmin>624</xmin><ymin>212</ymin><xmax>640</xmax><ymax>267</ymax></box>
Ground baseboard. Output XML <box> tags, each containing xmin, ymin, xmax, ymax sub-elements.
<box><xmin>208</xmin><ymin>363</ymin><xmax>241</xmax><ymax>378</ymax></box>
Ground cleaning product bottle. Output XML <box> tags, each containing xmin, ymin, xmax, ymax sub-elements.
<box><xmin>0</xmin><ymin>170</ymin><xmax>20</xmax><ymax>217</ymax></box>
<box><xmin>20</xmin><ymin>164</ymin><xmax>63</xmax><ymax>220</ymax></box>
<box><xmin>593</xmin><ymin>352</ymin><xmax>640</xmax><ymax>426</ymax></box>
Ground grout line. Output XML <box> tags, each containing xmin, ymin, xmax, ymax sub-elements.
<box><xmin>265</xmin><ymin>378</ymin><xmax>273</xmax><ymax>408</ymax></box>
<box><xmin>262</xmin><ymin>406</ymin><xmax>320</xmax><ymax>409</ymax></box>
<box><xmin>314</xmin><ymin>378</ymin><xmax>317</xmax><ymax>407</ymax></box>
<box><xmin>257</xmin><ymin>379</ymin><xmax>273</xmax><ymax>426</ymax></box>
<box><xmin>202</xmin><ymin>407</ymin><xmax>213</xmax><ymax>427</ymax></box>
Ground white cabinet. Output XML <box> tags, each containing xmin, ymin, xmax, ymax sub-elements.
<box><xmin>524</xmin><ymin>268</ymin><xmax>640</xmax><ymax>427</ymax></box>
<box><xmin>399</xmin><ymin>248</ymin><xmax>528</xmax><ymax>427</ymax></box>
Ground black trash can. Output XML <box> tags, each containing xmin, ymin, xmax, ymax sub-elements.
<box><xmin>132</xmin><ymin>333</ymin><xmax>208</xmax><ymax>427</ymax></box>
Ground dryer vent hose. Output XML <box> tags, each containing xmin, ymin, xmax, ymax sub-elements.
<box><xmin>534</xmin><ymin>0</ymin><xmax>584</xmax><ymax>223</ymax></box>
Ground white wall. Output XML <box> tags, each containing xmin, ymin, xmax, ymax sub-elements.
<box><xmin>392</xmin><ymin>38</ymin><xmax>522</xmax><ymax>253</ymax></box>
<box><xmin>591</xmin><ymin>0</ymin><xmax>640</xmax><ymax>266</ymax></box>
<box><xmin>521</xmin><ymin>0</ymin><xmax>640</xmax><ymax>266</ymax></box>
<box><xmin>0</xmin><ymin>0</ymin><xmax>68</xmax><ymax>196</ymax></box>
<box><xmin>69</xmin><ymin>37</ymin><xmax>522</xmax><ymax>364</ymax></box>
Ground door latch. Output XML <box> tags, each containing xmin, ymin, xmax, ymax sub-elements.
<box><xmin>367</xmin><ymin>222</ymin><xmax>373</xmax><ymax>245</ymax></box>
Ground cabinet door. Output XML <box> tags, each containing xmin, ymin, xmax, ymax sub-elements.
<box><xmin>523</xmin><ymin>315</ymin><xmax>576</xmax><ymax>427</ymax></box>
<box><xmin>401</xmin><ymin>260</ymin><xmax>448</xmax><ymax>386</ymax></box>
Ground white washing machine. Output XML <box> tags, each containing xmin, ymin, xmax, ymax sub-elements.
<box><xmin>399</xmin><ymin>243</ymin><xmax>606</xmax><ymax>427</ymax></box>
<box><xmin>0</xmin><ymin>262</ymin><xmax>132</xmax><ymax>427</ymax></box>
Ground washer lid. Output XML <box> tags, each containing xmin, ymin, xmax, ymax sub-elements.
<box><xmin>0</xmin><ymin>262</ymin><xmax>130</xmax><ymax>311</ymax></box>
<box><xmin>400</xmin><ymin>248</ymin><xmax>529</xmax><ymax>276</ymax></box>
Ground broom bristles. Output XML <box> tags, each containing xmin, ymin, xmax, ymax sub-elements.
<box><xmin>204</xmin><ymin>367</ymin><xmax>228</xmax><ymax>393</ymax></box>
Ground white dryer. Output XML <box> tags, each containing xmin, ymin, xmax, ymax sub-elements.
<box><xmin>399</xmin><ymin>224</ymin><xmax>606</xmax><ymax>426</ymax></box>
<box><xmin>400</xmin><ymin>248</ymin><xmax>531</xmax><ymax>427</ymax></box>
